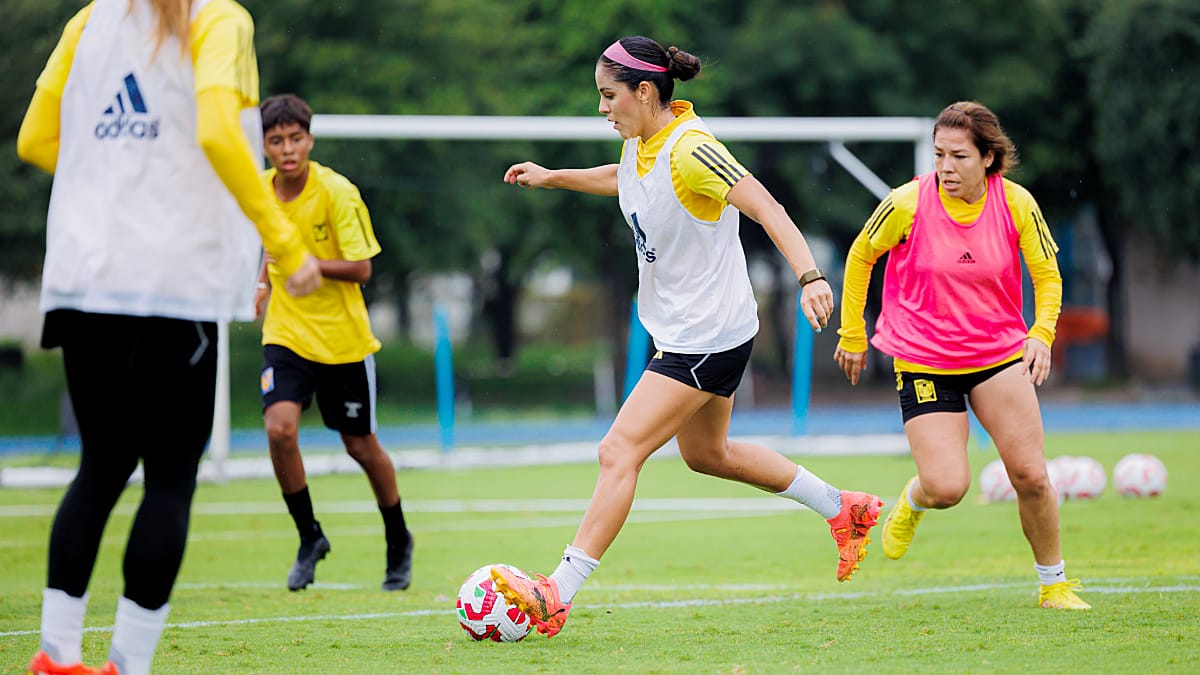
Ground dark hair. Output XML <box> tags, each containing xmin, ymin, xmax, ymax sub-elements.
<box><xmin>260</xmin><ymin>94</ymin><xmax>313</xmax><ymax>134</ymax></box>
<box><xmin>933</xmin><ymin>101</ymin><xmax>1019</xmax><ymax>175</ymax></box>
<box><xmin>597</xmin><ymin>35</ymin><xmax>701</xmax><ymax>107</ymax></box>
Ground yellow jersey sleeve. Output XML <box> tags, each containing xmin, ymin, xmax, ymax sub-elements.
<box><xmin>35</xmin><ymin>3</ymin><xmax>93</xmax><ymax>96</ymax></box>
<box><xmin>669</xmin><ymin>131</ymin><xmax>751</xmax><ymax>222</ymax></box>
<box><xmin>190</xmin><ymin>0</ymin><xmax>259</xmax><ymax>104</ymax></box>
<box><xmin>1004</xmin><ymin>178</ymin><xmax>1059</xmax><ymax>264</ymax></box>
<box><xmin>325</xmin><ymin>172</ymin><xmax>382</xmax><ymax>261</ymax></box>
<box><xmin>836</xmin><ymin>181</ymin><xmax>918</xmax><ymax>352</ymax></box>
<box><xmin>1004</xmin><ymin>179</ymin><xmax>1062</xmax><ymax>346</ymax></box>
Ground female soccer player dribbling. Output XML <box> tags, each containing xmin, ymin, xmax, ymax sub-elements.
<box><xmin>835</xmin><ymin>101</ymin><xmax>1090</xmax><ymax>610</ymax></box>
<box><xmin>491</xmin><ymin>35</ymin><xmax>884</xmax><ymax>638</ymax></box>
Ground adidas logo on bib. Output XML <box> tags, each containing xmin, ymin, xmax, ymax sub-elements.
<box><xmin>94</xmin><ymin>72</ymin><xmax>160</xmax><ymax>140</ymax></box>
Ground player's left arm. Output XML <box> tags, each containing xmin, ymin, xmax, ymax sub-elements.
<box><xmin>679</xmin><ymin>136</ymin><xmax>831</xmax><ymax>332</ymax></box>
<box><xmin>1009</xmin><ymin>180</ymin><xmax>1062</xmax><ymax>385</ymax></box>
<box><xmin>322</xmin><ymin>175</ymin><xmax>381</xmax><ymax>285</ymax></box>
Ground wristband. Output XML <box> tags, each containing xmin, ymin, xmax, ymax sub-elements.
<box><xmin>798</xmin><ymin>268</ymin><xmax>826</xmax><ymax>287</ymax></box>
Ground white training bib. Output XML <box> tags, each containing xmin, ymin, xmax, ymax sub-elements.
<box><xmin>42</xmin><ymin>0</ymin><xmax>262</xmax><ymax>322</ymax></box>
<box><xmin>615</xmin><ymin>118</ymin><xmax>758</xmax><ymax>353</ymax></box>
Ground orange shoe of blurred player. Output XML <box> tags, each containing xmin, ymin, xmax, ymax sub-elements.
<box><xmin>27</xmin><ymin>650</ymin><xmax>118</xmax><ymax>675</ymax></box>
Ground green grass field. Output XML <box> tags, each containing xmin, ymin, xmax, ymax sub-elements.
<box><xmin>2</xmin><ymin>429</ymin><xmax>1197</xmax><ymax>673</ymax></box>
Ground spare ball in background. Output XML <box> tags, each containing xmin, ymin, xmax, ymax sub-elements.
<box><xmin>1112</xmin><ymin>453</ymin><xmax>1168</xmax><ymax>498</ymax></box>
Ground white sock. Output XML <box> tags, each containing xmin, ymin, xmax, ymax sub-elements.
<box><xmin>549</xmin><ymin>545</ymin><xmax>599</xmax><ymax>604</ymax></box>
<box><xmin>108</xmin><ymin>596</ymin><xmax>169</xmax><ymax>675</ymax></box>
<box><xmin>776</xmin><ymin>465</ymin><xmax>841</xmax><ymax>519</ymax></box>
<box><xmin>906</xmin><ymin>480</ymin><xmax>928</xmax><ymax>511</ymax></box>
<box><xmin>40</xmin><ymin>588</ymin><xmax>88</xmax><ymax>665</ymax></box>
<box><xmin>1035</xmin><ymin>560</ymin><xmax>1067</xmax><ymax>586</ymax></box>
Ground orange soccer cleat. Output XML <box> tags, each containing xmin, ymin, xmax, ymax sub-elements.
<box><xmin>826</xmin><ymin>490</ymin><xmax>884</xmax><ymax>582</ymax></box>
<box><xmin>27</xmin><ymin>651</ymin><xmax>118</xmax><ymax>675</ymax></box>
<box><xmin>489</xmin><ymin>567</ymin><xmax>572</xmax><ymax>637</ymax></box>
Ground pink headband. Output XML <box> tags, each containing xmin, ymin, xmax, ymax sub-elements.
<box><xmin>602</xmin><ymin>41</ymin><xmax>668</xmax><ymax>73</ymax></box>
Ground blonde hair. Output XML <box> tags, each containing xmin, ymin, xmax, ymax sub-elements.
<box><xmin>136</xmin><ymin>0</ymin><xmax>192</xmax><ymax>57</ymax></box>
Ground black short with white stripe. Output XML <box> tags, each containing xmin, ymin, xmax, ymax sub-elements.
<box><xmin>643</xmin><ymin>337</ymin><xmax>753</xmax><ymax>397</ymax></box>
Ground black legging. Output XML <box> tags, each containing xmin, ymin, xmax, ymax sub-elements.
<box><xmin>45</xmin><ymin>312</ymin><xmax>217</xmax><ymax>610</ymax></box>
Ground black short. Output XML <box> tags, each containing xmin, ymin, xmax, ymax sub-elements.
<box><xmin>261</xmin><ymin>344</ymin><xmax>377</xmax><ymax>436</ymax></box>
<box><xmin>896</xmin><ymin>359</ymin><xmax>1022</xmax><ymax>423</ymax></box>
<box><xmin>644</xmin><ymin>338</ymin><xmax>753</xmax><ymax>397</ymax></box>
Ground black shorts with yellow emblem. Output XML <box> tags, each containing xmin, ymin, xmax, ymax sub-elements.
<box><xmin>644</xmin><ymin>338</ymin><xmax>753</xmax><ymax>398</ymax></box>
<box><xmin>895</xmin><ymin>359</ymin><xmax>1022</xmax><ymax>423</ymax></box>
<box><xmin>261</xmin><ymin>344</ymin><xmax>378</xmax><ymax>436</ymax></box>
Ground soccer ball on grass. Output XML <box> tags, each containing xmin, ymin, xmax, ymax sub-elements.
<box><xmin>456</xmin><ymin>564</ymin><xmax>533</xmax><ymax>642</ymax></box>
<box><xmin>1048</xmin><ymin>455</ymin><xmax>1107</xmax><ymax>500</ymax></box>
<box><xmin>1112</xmin><ymin>453</ymin><xmax>1168</xmax><ymax>498</ymax></box>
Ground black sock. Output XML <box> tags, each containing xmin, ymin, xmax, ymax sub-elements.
<box><xmin>283</xmin><ymin>486</ymin><xmax>322</xmax><ymax>541</ymax></box>
<box><xmin>380</xmin><ymin>499</ymin><xmax>410</xmax><ymax>548</ymax></box>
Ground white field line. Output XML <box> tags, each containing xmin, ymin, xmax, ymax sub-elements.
<box><xmin>0</xmin><ymin>497</ymin><xmax>806</xmax><ymax>519</ymax></box>
<box><xmin>1</xmin><ymin>578</ymin><xmax>1197</xmax><ymax>638</ymax></box>
<box><xmin>0</xmin><ymin>508</ymin><xmax>789</xmax><ymax>549</ymax></box>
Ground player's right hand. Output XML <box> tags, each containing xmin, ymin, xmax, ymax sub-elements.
<box><xmin>834</xmin><ymin>347</ymin><xmax>867</xmax><ymax>386</ymax></box>
<box><xmin>285</xmin><ymin>254</ymin><xmax>322</xmax><ymax>296</ymax></box>
<box><xmin>504</xmin><ymin>162</ymin><xmax>551</xmax><ymax>189</ymax></box>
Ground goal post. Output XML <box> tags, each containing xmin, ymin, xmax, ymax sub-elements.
<box><xmin>208</xmin><ymin>114</ymin><xmax>934</xmax><ymax>474</ymax></box>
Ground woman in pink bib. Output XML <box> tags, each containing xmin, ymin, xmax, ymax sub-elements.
<box><xmin>835</xmin><ymin>101</ymin><xmax>1090</xmax><ymax>610</ymax></box>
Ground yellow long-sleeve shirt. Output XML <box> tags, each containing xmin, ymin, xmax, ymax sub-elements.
<box><xmin>838</xmin><ymin>177</ymin><xmax>1062</xmax><ymax>374</ymax></box>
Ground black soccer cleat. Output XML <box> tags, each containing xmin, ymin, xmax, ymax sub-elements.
<box><xmin>381</xmin><ymin>532</ymin><xmax>414</xmax><ymax>591</ymax></box>
<box><xmin>287</xmin><ymin>534</ymin><xmax>331</xmax><ymax>591</ymax></box>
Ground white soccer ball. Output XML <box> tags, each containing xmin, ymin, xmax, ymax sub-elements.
<box><xmin>1112</xmin><ymin>453</ymin><xmax>1168</xmax><ymax>498</ymax></box>
<box><xmin>979</xmin><ymin>459</ymin><xmax>1015</xmax><ymax>502</ymax></box>
<box><xmin>1063</xmin><ymin>456</ymin><xmax>1107</xmax><ymax>500</ymax></box>
<box><xmin>456</xmin><ymin>564</ymin><xmax>533</xmax><ymax>642</ymax></box>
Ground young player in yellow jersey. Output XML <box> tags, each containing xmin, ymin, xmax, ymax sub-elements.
<box><xmin>18</xmin><ymin>2</ymin><xmax>320</xmax><ymax>673</ymax></box>
<box><xmin>835</xmin><ymin>101</ymin><xmax>1089</xmax><ymax>610</ymax></box>
<box><xmin>254</xmin><ymin>94</ymin><xmax>413</xmax><ymax>593</ymax></box>
<box><xmin>490</xmin><ymin>35</ymin><xmax>883</xmax><ymax>638</ymax></box>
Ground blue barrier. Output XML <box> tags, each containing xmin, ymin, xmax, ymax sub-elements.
<box><xmin>433</xmin><ymin>304</ymin><xmax>455</xmax><ymax>452</ymax></box>
<box><xmin>791</xmin><ymin>289</ymin><xmax>815</xmax><ymax>435</ymax></box>
<box><xmin>623</xmin><ymin>301</ymin><xmax>652</xmax><ymax>402</ymax></box>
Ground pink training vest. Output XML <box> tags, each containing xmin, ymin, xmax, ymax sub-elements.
<box><xmin>871</xmin><ymin>172</ymin><xmax>1026</xmax><ymax>369</ymax></box>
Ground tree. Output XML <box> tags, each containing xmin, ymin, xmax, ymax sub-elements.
<box><xmin>1084</xmin><ymin>0</ymin><xmax>1200</xmax><ymax>262</ymax></box>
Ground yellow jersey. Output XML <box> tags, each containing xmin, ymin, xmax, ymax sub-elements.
<box><xmin>261</xmin><ymin>161</ymin><xmax>382</xmax><ymax>363</ymax></box>
<box><xmin>838</xmin><ymin>177</ymin><xmax>1062</xmax><ymax>374</ymax></box>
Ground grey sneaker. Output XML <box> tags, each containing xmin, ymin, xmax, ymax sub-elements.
<box><xmin>287</xmin><ymin>535</ymin><xmax>331</xmax><ymax>591</ymax></box>
<box><xmin>381</xmin><ymin>533</ymin><xmax>413</xmax><ymax>591</ymax></box>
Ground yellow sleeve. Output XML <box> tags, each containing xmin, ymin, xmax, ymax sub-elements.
<box><xmin>18</xmin><ymin>3</ymin><xmax>93</xmax><ymax>174</ymax></box>
<box><xmin>1026</xmin><ymin>257</ymin><xmax>1062</xmax><ymax>348</ymax></box>
<box><xmin>325</xmin><ymin>174</ymin><xmax>382</xmax><ymax>261</ymax></box>
<box><xmin>190</xmin><ymin>0</ymin><xmax>259</xmax><ymax>102</ymax></box>
<box><xmin>672</xmin><ymin>131</ymin><xmax>750</xmax><ymax>201</ymax></box>
<box><xmin>836</xmin><ymin>181</ymin><xmax>918</xmax><ymax>352</ymax></box>
<box><xmin>1004</xmin><ymin>179</ymin><xmax>1062</xmax><ymax>346</ymax></box>
<box><xmin>1005</xmin><ymin>179</ymin><xmax>1059</xmax><ymax>264</ymax></box>
<box><xmin>17</xmin><ymin>89</ymin><xmax>62</xmax><ymax>174</ymax></box>
<box><xmin>195</xmin><ymin>88</ymin><xmax>307</xmax><ymax>276</ymax></box>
